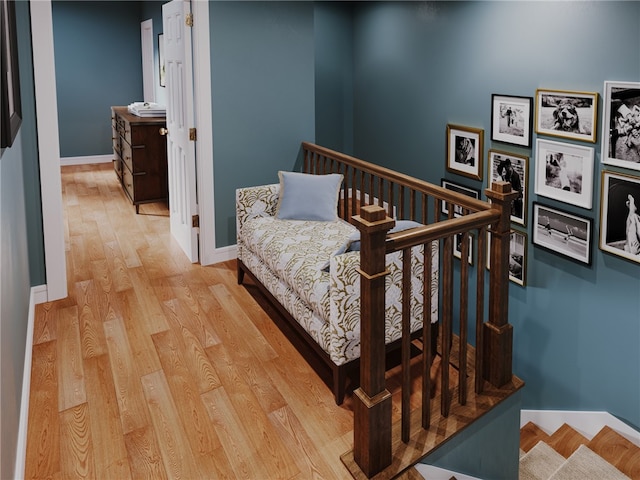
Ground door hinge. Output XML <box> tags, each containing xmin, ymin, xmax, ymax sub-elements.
<box><xmin>192</xmin><ymin>214</ymin><xmax>200</xmax><ymax>228</ymax></box>
<box><xmin>189</xmin><ymin>128</ymin><xmax>197</xmax><ymax>141</ymax></box>
<box><xmin>185</xmin><ymin>13</ymin><xmax>193</xmax><ymax>27</ymax></box>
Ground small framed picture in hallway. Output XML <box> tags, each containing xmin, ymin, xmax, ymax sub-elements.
<box><xmin>491</xmin><ymin>94</ymin><xmax>533</xmax><ymax>148</ymax></box>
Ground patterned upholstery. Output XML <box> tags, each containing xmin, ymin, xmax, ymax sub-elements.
<box><xmin>236</xmin><ymin>184</ymin><xmax>439</xmax><ymax>367</ymax></box>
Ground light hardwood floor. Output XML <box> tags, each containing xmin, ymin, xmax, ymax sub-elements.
<box><xmin>25</xmin><ymin>163</ymin><xmax>446</xmax><ymax>479</ymax></box>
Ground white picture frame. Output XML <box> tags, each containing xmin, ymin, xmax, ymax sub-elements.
<box><xmin>534</xmin><ymin>138</ymin><xmax>594</xmax><ymax>209</ymax></box>
<box><xmin>601</xmin><ymin>80</ymin><xmax>640</xmax><ymax>172</ymax></box>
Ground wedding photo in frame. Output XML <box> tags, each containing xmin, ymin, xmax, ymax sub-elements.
<box><xmin>599</xmin><ymin>170</ymin><xmax>640</xmax><ymax>264</ymax></box>
<box><xmin>440</xmin><ymin>178</ymin><xmax>480</xmax><ymax>217</ymax></box>
<box><xmin>491</xmin><ymin>94</ymin><xmax>533</xmax><ymax>147</ymax></box>
<box><xmin>1</xmin><ymin>0</ymin><xmax>22</xmax><ymax>149</ymax></box>
<box><xmin>532</xmin><ymin>202</ymin><xmax>592</xmax><ymax>265</ymax></box>
<box><xmin>534</xmin><ymin>138</ymin><xmax>594</xmax><ymax>209</ymax></box>
<box><xmin>486</xmin><ymin>229</ymin><xmax>527</xmax><ymax>286</ymax></box>
<box><xmin>487</xmin><ymin>149</ymin><xmax>528</xmax><ymax>226</ymax></box>
<box><xmin>601</xmin><ymin>80</ymin><xmax>640</xmax><ymax>171</ymax></box>
<box><xmin>535</xmin><ymin>88</ymin><xmax>598</xmax><ymax>143</ymax></box>
<box><xmin>446</xmin><ymin>124</ymin><xmax>484</xmax><ymax>181</ymax></box>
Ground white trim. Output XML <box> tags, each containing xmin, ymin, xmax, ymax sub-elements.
<box><xmin>31</xmin><ymin>284</ymin><xmax>49</xmax><ymax>305</ymax></box>
<box><xmin>31</xmin><ymin>1</ymin><xmax>67</xmax><ymax>302</ymax></box>
<box><xmin>60</xmin><ymin>155</ymin><xmax>112</xmax><ymax>167</ymax></box>
<box><xmin>191</xmin><ymin>0</ymin><xmax>216</xmax><ymax>266</ymax></box>
<box><xmin>520</xmin><ymin>410</ymin><xmax>640</xmax><ymax>447</ymax></box>
<box><xmin>14</xmin><ymin>287</ymin><xmax>38</xmax><ymax>480</ymax></box>
<box><xmin>210</xmin><ymin>244</ymin><xmax>237</xmax><ymax>264</ymax></box>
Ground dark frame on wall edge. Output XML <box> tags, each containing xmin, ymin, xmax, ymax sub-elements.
<box><xmin>1</xmin><ymin>0</ymin><xmax>22</xmax><ymax>149</ymax></box>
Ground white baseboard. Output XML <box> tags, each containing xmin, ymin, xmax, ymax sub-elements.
<box><xmin>14</xmin><ymin>287</ymin><xmax>38</xmax><ymax>480</ymax></box>
<box><xmin>201</xmin><ymin>244</ymin><xmax>237</xmax><ymax>266</ymax></box>
<box><xmin>60</xmin><ymin>154</ymin><xmax>112</xmax><ymax>166</ymax></box>
<box><xmin>520</xmin><ymin>409</ymin><xmax>640</xmax><ymax>447</ymax></box>
<box><xmin>31</xmin><ymin>284</ymin><xmax>48</xmax><ymax>304</ymax></box>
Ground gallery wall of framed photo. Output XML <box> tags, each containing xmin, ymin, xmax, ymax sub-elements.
<box><xmin>443</xmin><ymin>80</ymin><xmax>640</xmax><ymax>286</ymax></box>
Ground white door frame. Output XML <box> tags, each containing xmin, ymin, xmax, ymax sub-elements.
<box><xmin>31</xmin><ymin>1</ymin><xmax>219</xmax><ymax>303</ymax></box>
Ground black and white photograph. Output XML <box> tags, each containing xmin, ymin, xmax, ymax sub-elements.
<box><xmin>532</xmin><ymin>202</ymin><xmax>592</xmax><ymax>265</ymax></box>
<box><xmin>486</xmin><ymin>230</ymin><xmax>528</xmax><ymax>286</ymax></box>
<box><xmin>535</xmin><ymin>139</ymin><xmax>594</xmax><ymax>209</ymax></box>
<box><xmin>453</xmin><ymin>232</ymin><xmax>473</xmax><ymax>265</ymax></box>
<box><xmin>440</xmin><ymin>179</ymin><xmax>480</xmax><ymax>217</ymax></box>
<box><xmin>599</xmin><ymin>171</ymin><xmax>640</xmax><ymax>264</ymax></box>
<box><xmin>601</xmin><ymin>81</ymin><xmax>640</xmax><ymax>171</ymax></box>
<box><xmin>535</xmin><ymin>89</ymin><xmax>598</xmax><ymax>143</ymax></box>
<box><xmin>446</xmin><ymin>124</ymin><xmax>484</xmax><ymax>180</ymax></box>
<box><xmin>487</xmin><ymin>150</ymin><xmax>528</xmax><ymax>226</ymax></box>
<box><xmin>491</xmin><ymin>94</ymin><xmax>533</xmax><ymax>147</ymax></box>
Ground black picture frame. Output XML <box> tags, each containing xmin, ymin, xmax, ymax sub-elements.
<box><xmin>440</xmin><ymin>178</ymin><xmax>480</xmax><ymax>217</ymax></box>
<box><xmin>1</xmin><ymin>0</ymin><xmax>22</xmax><ymax>149</ymax></box>
<box><xmin>532</xmin><ymin>202</ymin><xmax>592</xmax><ymax>265</ymax></box>
<box><xmin>490</xmin><ymin>94</ymin><xmax>533</xmax><ymax>148</ymax></box>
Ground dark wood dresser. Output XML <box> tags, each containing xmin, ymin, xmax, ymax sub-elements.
<box><xmin>111</xmin><ymin>106</ymin><xmax>168</xmax><ymax>213</ymax></box>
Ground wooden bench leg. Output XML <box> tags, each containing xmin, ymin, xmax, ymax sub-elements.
<box><xmin>333</xmin><ymin>365</ymin><xmax>346</xmax><ymax>405</ymax></box>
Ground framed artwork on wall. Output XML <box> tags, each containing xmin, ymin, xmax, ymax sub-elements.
<box><xmin>158</xmin><ymin>33</ymin><xmax>166</xmax><ymax>87</ymax></box>
<box><xmin>440</xmin><ymin>178</ymin><xmax>480</xmax><ymax>217</ymax></box>
<box><xmin>599</xmin><ymin>170</ymin><xmax>640</xmax><ymax>264</ymax></box>
<box><xmin>486</xmin><ymin>229</ymin><xmax>527</xmax><ymax>286</ymax></box>
<box><xmin>535</xmin><ymin>88</ymin><xmax>598</xmax><ymax>143</ymax></box>
<box><xmin>490</xmin><ymin>94</ymin><xmax>533</xmax><ymax>147</ymax></box>
<box><xmin>453</xmin><ymin>232</ymin><xmax>473</xmax><ymax>265</ymax></box>
<box><xmin>532</xmin><ymin>202</ymin><xmax>592</xmax><ymax>265</ymax></box>
<box><xmin>446</xmin><ymin>124</ymin><xmax>484</xmax><ymax>181</ymax></box>
<box><xmin>487</xmin><ymin>149</ymin><xmax>528</xmax><ymax>226</ymax></box>
<box><xmin>534</xmin><ymin>138</ymin><xmax>594</xmax><ymax>209</ymax></box>
<box><xmin>601</xmin><ymin>80</ymin><xmax>640</xmax><ymax>171</ymax></box>
<box><xmin>1</xmin><ymin>0</ymin><xmax>22</xmax><ymax>149</ymax></box>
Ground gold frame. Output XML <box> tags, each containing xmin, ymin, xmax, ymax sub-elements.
<box><xmin>534</xmin><ymin>88</ymin><xmax>599</xmax><ymax>143</ymax></box>
<box><xmin>446</xmin><ymin>124</ymin><xmax>484</xmax><ymax>181</ymax></box>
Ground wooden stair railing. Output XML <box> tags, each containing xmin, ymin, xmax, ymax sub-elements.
<box><xmin>349</xmin><ymin>184</ymin><xmax>518</xmax><ymax>478</ymax></box>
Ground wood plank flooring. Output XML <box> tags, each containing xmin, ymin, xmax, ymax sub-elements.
<box><xmin>25</xmin><ymin>163</ymin><xmax>365</xmax><ymax>479</ymax></box>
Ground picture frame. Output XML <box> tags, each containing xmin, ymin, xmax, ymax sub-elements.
<box><xmin>491</xmin><ymin>94</ymin><xmax>533</xmax><ymax>147</ymax></box>
<box><xmin>532</xmin><ymin>202</ymin><xmax>592</xmax><ymax>265</ymax></box>
<box><xmin>1</xmin><ymin>0</ymin><xmax>22</xmax><ymax>149</ymax></box>
<box><xmin>453</xmin><ymin>232</ymin><xmax>473</xmax><ymax>265</ymax></box>
<box><xmin>535</xmin><ymin>89</ymin><xmax>598</xmax><ymax>143</ymax></box>
<box><xmin>158</xmin><ymin>33</ymin><xmax>166</xmax><ymax>88</ymax></box>
<box><xmin>487</xmin><ymin>149</ymin><xmax>528</xmax><ymax>226</ymax></box>
<box><xmin>486</xmin><ymin>229</ymin><xmax>528</xmax><ymax>286</ymax></box>
<box><xmin>534</xmin><ymin>138</ymin><xmax>594</xmax><ymax>209</ymax></box>
<box><xmin>599</xmin><ymin>170</ymin><xmax>640</xmax><ymax>265</ymax></box>
<box><xmin>440</xmin><ymin>178</ymin><xmax>480</xmax><ymax>217</ymax></box>
<box><xmin>601</xmin><ymin>81</ymin><xmax>640</xmax><ymax>172</ymax></box>
<box><xmin>446</xmin><ymin>124</ymin><xmax>484</xmax><ymax>181</ymax></box>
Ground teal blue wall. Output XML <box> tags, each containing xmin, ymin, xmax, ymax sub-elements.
<box><xmin>314</xmin><ymin>2</ymin><xmax>354</xmax><ymax>154</ymax></box>
<box><xmin>52</xmin><ymin>1</ymin><xmax>145</xmax><ymax>158</ymax></box>
<box><xmin>349</xmin><ymin>2</ymin><xmax>640</xmax><ymax>430</ymax></box>
<box><xmin>0</xmin><ymin>2</ymin><xmax>38</xmax><ymax>476</ymax></box>
<box><xmin>209</xmin><ymin>1</ymin><xmax>316</xmax><ymax>246</ymax></box>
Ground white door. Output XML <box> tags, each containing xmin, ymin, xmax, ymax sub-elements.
<box><xmin>163</xmin><ymin>0</ymin><xmax>199</xmax><ymax>262</ymax></box>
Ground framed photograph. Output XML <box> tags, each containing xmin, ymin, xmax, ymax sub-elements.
<box><xmin>535</xmin><ymin>89</ymin><xmax>598</xmax><ymax>143</ymax></box>
<box><xmin>487</xmin><ymin>150</ymin><xmax>528</xmax><ymax>226</ymax></box>
<box><xmin>440</xmin><ymin>178</ymin><xmax>480</xmax><ymax>216</ymax></box>
<box><xmin>532</xmin><ymin>202</ymin><xmax>592</xmax><ymax>265</ymax></box>
<box><xmin>486</xmin><ymin>230</ymin><xmax>528</xmax><ymax>286</ymax></box>
<box><xmin>534</xmin><ymin>138</ymin><xmax>594</xmax><ymax>209</ymax></box>
<box><xmin>446</xmin><ymin>124</ymin><xmax>484</xmax><ymax>181</ymax></box>
<box><xmin>599</xmin><ymin>171</ymin><xmax>640</xmax><ymax>264</ymax></box>
<box><xmin>1</xmin><ymin>0</ymin><xmax>22</xmax><ymax>149</ymax></box>
<box><xmin>601</xmin><ymin>81</ymin><xmax>640</xmax><ymax>171</ymax></box>
<box><xmin>158</xmin><ymin>33</ymin><xmax>166</xmax><ymax>87</ymax></box>
<box><xmin>491</xmin><ymin>94</ymin><xmax>533</xmax><ymax>147</ymax></box>
<box><xmin>453</xmin><ymin>232</ymin><xmax>473</xmax><ymax>265</ymax></box>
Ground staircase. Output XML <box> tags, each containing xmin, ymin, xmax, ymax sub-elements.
<box><xmin>519</xmin><ymin>422</ymin><xmax>640</xmax><ymax>479</ymax></box>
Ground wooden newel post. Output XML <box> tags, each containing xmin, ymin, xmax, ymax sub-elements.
<box><xmin>352</xmin><ymin>205</ymin><xmax>395</xmax><ymax>477</ymax></box>
<box><xmin>483</xmin><ymin>181</ymin><xmax>519</xmax><ymax>387</ymax></box>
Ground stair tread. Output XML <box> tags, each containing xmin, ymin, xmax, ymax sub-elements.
<box><xmin>519</xmin><ymin>441</ymin><xmax>566</xmax><ymax>480</ymax></box>
<box><xmin>587</xmin><ymin>426</ymin><xmax>640</xmax><ymax>479</ymax></box>
<box><xmin>548</xmin><ymin>444</ymin><xmax>630</xmax><ymax>480</ymax></box>
<box><xmin>520</xmin><ymin>421</ymin><xmax>551</xmax><ymax>453</ymax></box>
<box><xmin>547</xmin><ymin>423</ymin><xmax>589</xmax><ymax>458</ymax></box>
